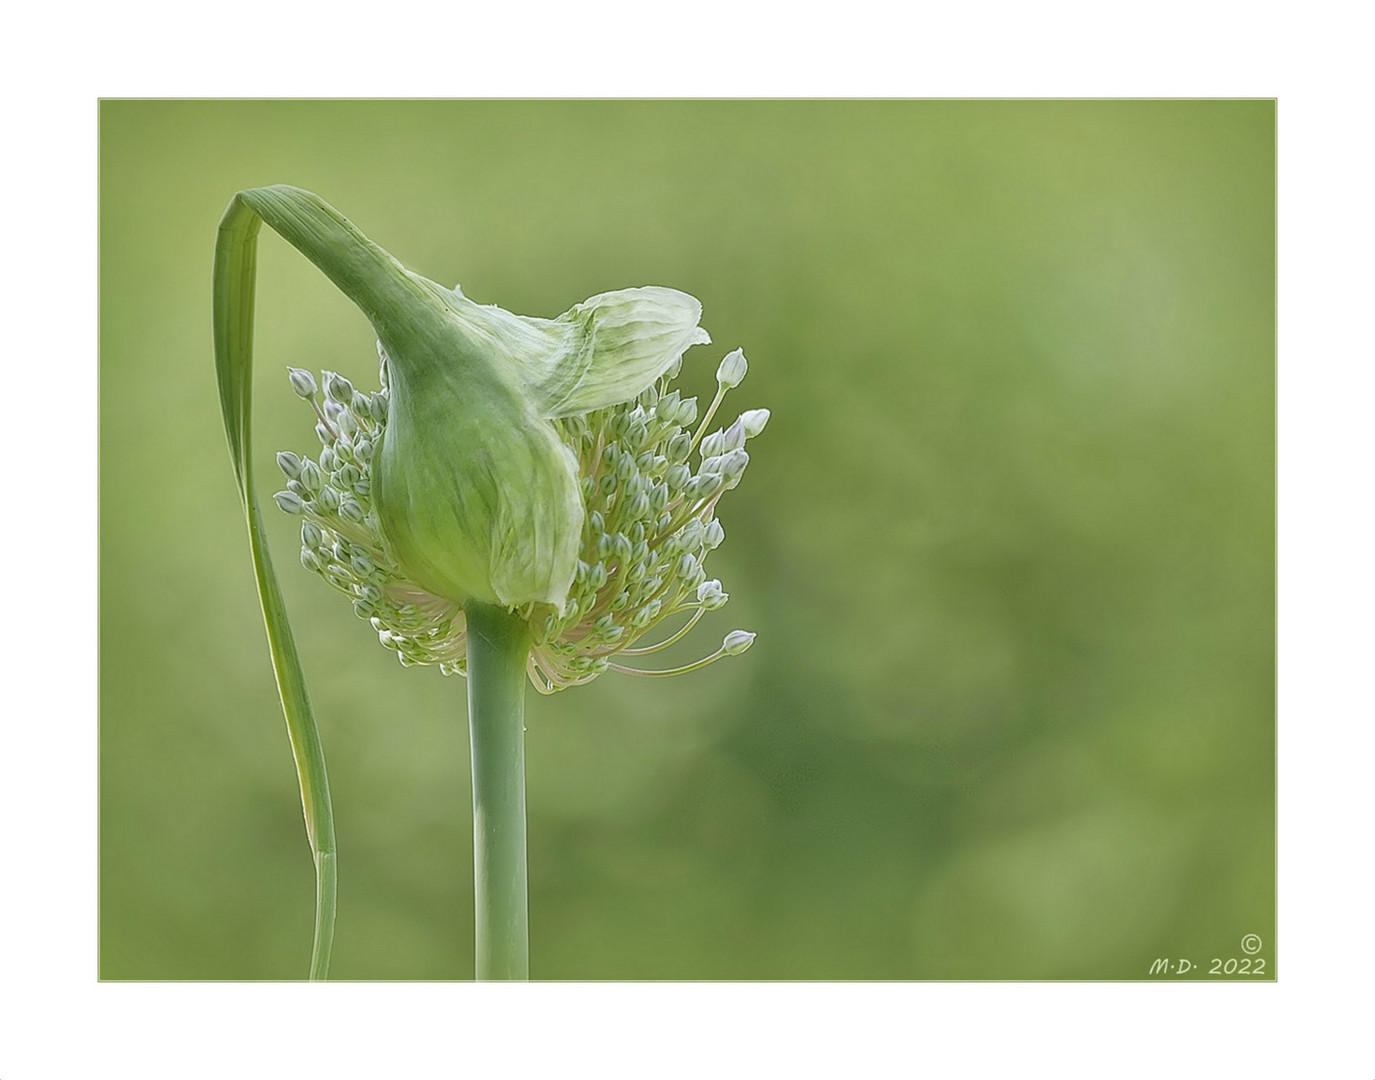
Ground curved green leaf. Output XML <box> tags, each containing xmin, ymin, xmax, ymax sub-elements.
<box><xmin>213</xmin><ymin>191</ymin><xmax>340</xmax><ymax>980</ymax></box>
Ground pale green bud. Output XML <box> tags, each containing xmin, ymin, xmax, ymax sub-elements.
<box><xmin>299</xmin><ymin>459</ymin><xmax>323</xmax><ymax>493</ymax></box>
<box><xmin>716</xmin><ymin>349</ymin><xmax>747</xmax><ymax>389</ymax></box>
<box><xmin>301</xmin><ymin>520</ymin><xmax>324</xmax><ymax>549</ymax></box>
<box><xmin>722</xmin><ymin>629</ymin><xmax>756</xmax><ymax>655</ymax></box>
<box><xmin>697</xmin><ymin>579</ymin><xmax>728</xmax><ymax>610</ymax></box>
<box><xmin>721</xmin><ymin>419</ymin><xmax>747</xmax><ymax>454</ymax></box>
<box><xmin>667</xmin><ymin>432</ymin><xmax>693</xmax><ymax>463</ymax></box>
<box><xmin>686</xmin><ymin>473</ymin><xmax>724</xmax><ymax>501</ymax></box>
<box><xmin>666</xmin><ymin>464</ymin><xmax>692</xmax><ymax>491</ymax></box>
<box><xmin>699</xmin><ymin>430</ymin><xmax>726</xmax><ymax>459</ymax></box>
<box><xmin>288</xmin><ymin>367</ymin><xmax>318</xmax><ymax>399</ymax></box>
<box><xmin>718</xmin><ymin>448</ymin><xmax>749</xmax><ymax>479</ymax></box>
<box><xmin>633</xmin><ymin>599</ymin><xmax>662</xmax><ymax>626</ymax></box>
<box><xmin>339</xmin><ymin>498</ymin><xmax>365</xmax><ymax>524</ymax></box>
<box><xmin>739</xmin><ymin>408</ymin><xmax>770</xmax><ymax>437</ymax></box>
<box><xmin>704</xmin><ymin>519</ymin><xmax>725</xmax><ymax>549</ymax></box>
<box><xmin>324</xmin><ymin>369</ymin><xmax>354</xmax><ymax>404</ymax></box>
<box><xmin>274</xmin><ymin>490</ymin><xmax>305</xmax><ymax>514</ymax></box>
<box><xmin>276</xmin><ymin>450</ymin><xmax>303</xmax><ymax>479</ymax></box>
<box><xmin>316</xmin><ymin>485</ymin><xmax>341</xmax><ymax>512</ymax></box>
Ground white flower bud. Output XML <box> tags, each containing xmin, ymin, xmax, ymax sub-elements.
<box><xmin>633</xmin><ymin>598</ymin><xmax>662</xmax><ymax>626</ymax></box>
<box><xmin>722</xmin><ymin>629</ymin><xmax>756</xmax><ymax>655</ymax></box>
<box><xmin>288</xmin><ymin>367</ymin><xmax>318</xmax><ymax>399</ymax></box>
<box><xmin>699</xmin><ymin>430</ymin><xmax>726</xmax><ymax>459</ymax></box>
<box><xmin>668</xmin><ymin>432</ymin><xmax>693</xmax><ymax>463</ymax></box>
<box><xmin>704</xmin><ymin>519</ymin><xmax>725</xmax><ymax>549</ymax></box>
<box><xmin>718</xmin><ymin>448</ymin><xmax>749</xmax><ymax>479</ymax></box>
<box><xmin>666</xmin><ymin>463</ymin><xmax>692</xmax><ymax>491</ymax></box>
<box><xmin>739</xmin><ymin>408</ymin><xmax>770</xmax><ymax>437</ymax></box>
<box><xmin>716</xmin><ymin>349</ymin><xmax>747</xmax><ymax>389</ymax></box>
<box><xmin>299</xmin><ymin>459</ymin><xmax>323</xmax><ymax>493</ymax></box>
<box><xmin>276</xmin><ymin>451</ymin><xmax>303</xmax><ymax>479</ymax></box>
<box><xmin>721</xmin><ymin>419</ymin><xmax>747</xmax><ymax>454</ymax></box>
<box><xmin>273</xmin><ymin>490</ymin><xmax>305</xmax><ymax>514</ymax></box>
<box><xmin>697</xmin><ymin>579</ymin><xmax>729</xmax><ymax>610</ymax></box>
<box><xmin>324</xmin><ymin>370</ymin><xmax>354</xmax><ymax>404</ymax></box>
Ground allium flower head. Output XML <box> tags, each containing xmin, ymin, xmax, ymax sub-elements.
<box><xmin>275</xmin><ymin>312</ymin><xmax>767</xmax><ymax>693</ymax></box>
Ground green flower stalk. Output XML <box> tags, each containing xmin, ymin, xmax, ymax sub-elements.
<box><xmin>214</xmin><ymin>185</ymin><xmax>765</xmax><ymax>980</ymax></box>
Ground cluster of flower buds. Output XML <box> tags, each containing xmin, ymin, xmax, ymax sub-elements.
<box><xmin>274</xmin><ymin>346</ymin><xmax>767</xmax><ymax>692</ymax></box>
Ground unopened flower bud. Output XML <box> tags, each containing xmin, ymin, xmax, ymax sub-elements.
<box><xmin>697</xmin><ymin>579</ymin><xmax>729</xmax><ymax>609</ymax></box>
<box><xmin>338</xmin><ymin>498</ymin><xmax>366</xmax><ymax>524</ymax></box>
<box><xmin>274</xmin><ymin>490</ymin><xmax>305</xmax><ymax>514</ymax></box>
<box><xmin>288</xmin><ymin>367</ymin><xmax>318</xmax><ymax>399</ymax></box>
<box><xmin>324</xmin><ymin>370</ymin><xmax>354</xmax><ymax>404</ymax></box>
<box><xmin>699</xmin><ymin>430</ymin><xmax>726</xmax><ymax>459</ymax></box>
<box><xmin>667</xmin><ymin>432</ymin><xmax>693</xmax><ymax>463</ymax></box>
<box><xmin>721</xmin><ymin>419</ymin><xmax>747</xmax><ymax>454</ymax></box>
<box><xmin>299</xmin><ymin>459</ymin><xmax>323</xmax><ymax>493</ymax></box>
<box><xmin>718</xmin><ymin>448</ymin><xmax>749</xmax><ymax>479</ymax></box>
<box><xmin>276</xmin><ymin>450</ymin><xmax>303</xmax><ymax>479</ymax></box>
<box><xmin>716</xmin><ymin>349</ymin><xmax>747</xmax><ymax>389</ymax></box>
<box><xmin>739</xmin><ymin>408</ymin><xmax>770</xmax><ymax>437</ymax></box>
<box><xmin>722</xmin><ymin>629</ymin><xmax>756</xmax><ymax>655</ymax></box>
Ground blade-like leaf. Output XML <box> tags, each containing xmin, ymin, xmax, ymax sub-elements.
<box><xmin>213</xmin><ymin>191</ymin><xmax>340</xmax><ymax>980</ymax></box>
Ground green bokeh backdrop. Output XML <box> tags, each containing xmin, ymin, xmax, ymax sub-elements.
<box><xmin>100</xmin><ymin>100</ymin><xmax>1274</xmax><ymax>980</ymax></box>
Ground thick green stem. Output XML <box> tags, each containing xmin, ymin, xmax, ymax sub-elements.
<box><xmin>463</xmin><ymin>601</ymin><xmax>532</xmax><ymax>980</ymax></box>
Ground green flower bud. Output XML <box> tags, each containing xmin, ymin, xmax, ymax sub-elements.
<box><xmin>276</xmin><ymin>450</ymin><xmax>303</xmax><ymax>479</ymax></box>
<box><xmin>248</xmin><ymin>187</ymin><xmax>770</xmax><ymax>693</ymax></box>
<box><xmin>374</xmin><ymin>280</ymin><xmax>711</xmax><ymax>610</ymax></box>
<box><xmin>716</xmin><ymin>348</ymin><xmax>747</xmax><ymax>389</ymax></box>
<box><xmin>288</xmin><ymin>367</ymin><xmax>318</xmax><ymax>399</ymax></box>
<box><xmin>299</xmin><ymin>459</ymin><xmax>323</xmax><ymax>493</ymax></box>
<box><xmin>739</xmin><ymin>408</ymin><xmax>770</xmax><ymax>437</ymax></box>
<box><xmin>722</xmin><ymin>629</ymin><xmax>756</xmax><ymax>655</ymax></box>
<box><xmin>324</xmin><ymin>370</ymin><xmax>354</xmax><ymax>404</ymax></box>
<box><xmin>274</xmin><ymin>490</ymin><xmax>305</xmax><ymax>514</ymax></box>
<box><xmin>718</xmin><ymin>448</ymin><xmax>749</xmax><ymax>479</ymax></box>
<box><xmin>697</xmin><ymin>579</ymin><xmax>727</xmax><ymax>608</ymax></box>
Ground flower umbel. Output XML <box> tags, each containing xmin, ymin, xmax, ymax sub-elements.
<box><xmin>276</xmin><ymin>337</ymin><xmax>766</xmax><ymax>693</ymax></box>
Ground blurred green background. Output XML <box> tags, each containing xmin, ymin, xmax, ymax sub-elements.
<box><xmin>100</xmin><ymin>101</ymin><xmax>1274</xmax><ymax>980</ymax></box>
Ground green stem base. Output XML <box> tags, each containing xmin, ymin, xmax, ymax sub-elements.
<box><xmin>463</xmin><ymin>601</ymin><xmax>531</xmax><ymax>981</ymax></box>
